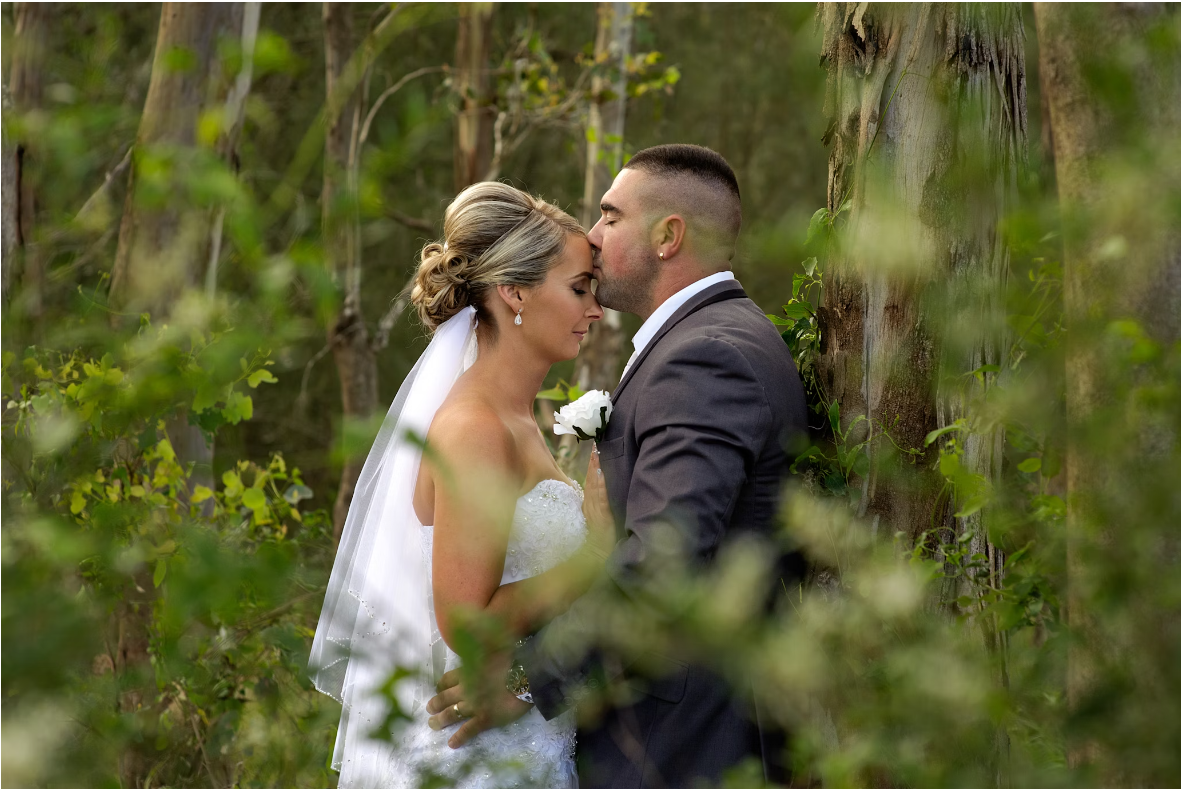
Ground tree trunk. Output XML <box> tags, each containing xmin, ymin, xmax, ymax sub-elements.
<box><xmin>817</xmin><ymin>8</ymin><xmax>1027</xmax><ymax>782</ymax></box>
<box><xmin>3</xmin><ymin>2</ymin><xmax>52</xmax><ymax>313</ymax></box>
<box><xmin>453</xmin><ymin>2</ymin><xmax>496</xmax><ymax>192</ymax></box>
<box><xmin>324</xmin><ymin>2</ymin><xmax>380</xmax><ymax>543</ymax></box>
<box><xmin>2</xmin><ymin>85</ymin><xmax>17</xmax><ymax>304</ymax></box>
<box><xmin>573</xmin><ymin>1</ymin><xmax>632</xmax><ymax>393</ymax></box>
<box><xmin>817</xmin><ymin>3</ymin><xmax>1026</xmax><ymax>548</ymax></box>
<box><xmin>1034</xmin><ymin>3</ymin><xmax>1181</xmax><ymax>776</ymax></box>
<box><xmin>109</xmin><ymin>2</ymin><xmax>245</xmax><ymax>311</ymax></box>
<box><xmin>104</xmin><ymin>8</ymin><xmax>248</xmax><ymax>785</ymax></box>
<box><xmin>205</xmin><ymin>1</ymin><xmax>261</xmax><ymax>296</ymax></box>
<box><xmin>559</xmin><ymin>2</ymin><xmax>633</xmax><ymax>468</ymax></box>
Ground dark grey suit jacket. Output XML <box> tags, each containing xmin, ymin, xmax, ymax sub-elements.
<box><xmin>520</xmin><ymin>280</ymin><xmax>808</xmax><ymax>789</ymax></box>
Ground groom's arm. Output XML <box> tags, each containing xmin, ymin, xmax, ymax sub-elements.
<box><xmin>521</xmin><ymin>334</ymin><xmax>770</xmax><ymax>719</ymax></box>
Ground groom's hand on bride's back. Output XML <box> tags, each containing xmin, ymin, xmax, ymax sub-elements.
<box><xmin>426</xmin><ymin>665</ymin><xmax>532</xmax><ymax>749</ymax></box>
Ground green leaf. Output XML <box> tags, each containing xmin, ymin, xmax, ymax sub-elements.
<box><xmin>222</xmin><ymin>470</ymin><xmax>243</xmax><ymax>498</ymax></box>
<box><xmin>925</xmin><ymin>423</ymin><xmax>963</xmax><ymax>446</ymax></box>
<box><xmin>153</xmin><ymin>559</ymin><xmax>168</xmax><ymax>588</ymax></box>
<box><xmin>828</xmin><ymin>400</ymin><xmax>841</xmax><ymax>436</ymax></box>
<box><xmin>805</xmin><ymin>207</ymin><xmax>830</xmax><ymax>247</ymax></box>
<box><xmin>766</xmin><ymin>314</ymin><xmax>793</xmax><ymax>327</ymax></box>
<box><xmin>191</xmin><ymin>485</ymin><xmax>214</xmax><ymax>504</ymax></box>
<box><xmin>781</xmin><ymin>302</ymin><xmax>812</xmax><ymax>321</ymax></box>
<box><xmin>536</xmin><ymin>387</ymin><xmax>569</xmax><ymax>402</ymax></box>
<box><xmin>1018</xmin><ymin>457</ymin><xmax>1042</xmax><ymax>473</ymax></box>
<box><xmin>191</xmin><ymin>380</ymin><xmax>223</xmax><ymax>414</ymax></box>
<box><xmin>965</xmin><ymin>364</ymin><xmax>1001</xmax><ymax>383</ymax></box>
<box><xmin>242</xmin><ymin>487</ymin><xmax>267</xmax><ymax>512</ymax></box>
<box><xmin>247</xmin><ymin>369</ymin><xmax>278</xmax><ymax>388</ymax></box>
<box><xmin>222</xmin><ymin>391</ymin><xmax>253</xmax><ymax>424</ymax></box>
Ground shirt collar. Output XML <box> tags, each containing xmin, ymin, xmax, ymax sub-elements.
<box><xmin>631</xmin><ymin>271</ymin><xmax>737</xmax><ymax>356</ymax></box>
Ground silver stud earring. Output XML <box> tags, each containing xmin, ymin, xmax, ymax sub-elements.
<box><xmin>514</xmin><ymin>308</ymin><xmax>523</xmax><ymax>326</ymax></box>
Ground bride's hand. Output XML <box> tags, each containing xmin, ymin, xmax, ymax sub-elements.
<box><xmin>583</xmin><ymin>445</ymin><xmax>615</xmax><ymax>555</ymax></box>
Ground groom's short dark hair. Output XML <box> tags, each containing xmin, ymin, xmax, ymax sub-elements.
<box><xmin>625</xmin><ymin>144</ymin><xmax>741</xmax><ymax>200</ymax></box>
<box><xmin>624</xmin><ymin>144</ymin><xmax>742</xmax><ymax>259</ymax></box>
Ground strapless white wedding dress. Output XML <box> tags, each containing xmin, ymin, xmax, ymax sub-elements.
<box><xmin>350</xmin><ymin>478</ymin><xmax>586</xmax><ymax>789</ymax></box>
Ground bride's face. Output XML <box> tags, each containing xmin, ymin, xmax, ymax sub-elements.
<box><xmin>521</xmin><ymin>234</ymin><xmax>603</xmax><ymax>362</ymax></box>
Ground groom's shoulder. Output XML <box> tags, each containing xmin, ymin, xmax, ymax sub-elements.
<box><xmin>655</xmin><ymin>295</ymin><xmax>796</xmax><ymax>379</ymax></box>
<box><xmin>675</xmin><ymin>294</ymin><xmax>788</xmax><ymax>354</ymax></box>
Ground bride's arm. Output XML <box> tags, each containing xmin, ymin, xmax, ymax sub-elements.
<box><xmin>428</xmin><ymin>407</ymin><xmax>524</xmax><ymax>652</ymax></box>
<box><xmin>431</xmin><ymin>411</ymin><xmax>612</xmax><ymax>648</ymax></box>
<box><xmin>483</xmin><ymin>449</ymin><xmax>615</xmax><ymax>637</ymax></box>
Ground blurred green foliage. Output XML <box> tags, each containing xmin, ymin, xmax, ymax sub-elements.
<box><xmin>3</xmin><ymin>4</ymin><xmax>1179</xmax><ymax>789</ymax></box>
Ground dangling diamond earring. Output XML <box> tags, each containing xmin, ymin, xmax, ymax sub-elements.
<box><xmin>514</xmin><ymin>308</ymin><xmax>523</xmax><ymax>326</ymax></box>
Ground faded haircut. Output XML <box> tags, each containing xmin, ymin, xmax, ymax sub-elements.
<box><xmin>623</xmin><ymin>144</ymin><xmax>742</xmax><ymax>259</ymax></box>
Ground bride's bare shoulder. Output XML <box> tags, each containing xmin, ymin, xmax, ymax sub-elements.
<box><xmin>428</xmin><ymin>391</ymin><xmax>515</xmax><ymax>461</ymax></box>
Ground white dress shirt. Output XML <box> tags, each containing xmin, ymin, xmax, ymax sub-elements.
<box><xmin>620</xmin><ymin>270</ymin><xmax>737</xmax><ymax>381</ymax></box>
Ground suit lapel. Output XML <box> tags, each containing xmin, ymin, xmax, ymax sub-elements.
<box><xmin>612</xmin><ymin>280</ymin><xmax>748</xmax><ymax>403</ymax></box>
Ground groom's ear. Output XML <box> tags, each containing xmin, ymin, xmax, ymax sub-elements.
<box><xmin>652</xmin><ymin>214</ymin><xmax>686</xmax><ymax>261</ymax></box>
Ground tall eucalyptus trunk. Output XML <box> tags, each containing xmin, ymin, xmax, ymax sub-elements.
<box><xmin>816</xmin><ymin>7</ymin><xmax>1027</xmax><ymax>781</ymax></box>
<box><xmin>817</xmin><ymin>3</ymin><xmax>1026</xmax><ymax>553</ymax></box>
<box><xmin>453</xmin><ymin>2</ymin><xmax>496</xmax><ymax>191</ymax></box>
<box><xmin>1035</xmin><ymin>3</ymin><xmax>1181</xmax><ymax>777</ymax></box>
<box><xmin>104</xmin><ymin>7</ymin><xmax>249</xmax><ymax>784</ymax></box>
<box><xmin>324</xmin><ymin>2</ymin><xmax>380</xmax><ymax>543</ymax></box>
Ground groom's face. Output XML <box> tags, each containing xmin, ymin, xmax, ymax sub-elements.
<box><xmin>587</xmin><ymin>168</ymin><xmax>659</xmax><ymax>315</ymax></box>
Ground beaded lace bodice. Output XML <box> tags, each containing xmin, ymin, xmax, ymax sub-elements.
<box><xmin>361</xmin><ymin>478</ymin><xmax>586</xmax><ymax>789</ymax></box>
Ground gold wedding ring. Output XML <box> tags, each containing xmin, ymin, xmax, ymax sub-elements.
<box><xmin>453</xmin><ymin>702</ymin><xmax>464</xmax><ymax>719</ymax></box>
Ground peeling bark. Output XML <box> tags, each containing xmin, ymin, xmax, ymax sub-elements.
<box><xmin>818</xmin><ymin>3</ymin><xmax>1027</xmax><ymax>550</ymax></box>
<box><xmin>817</xmin><ymin>8</ymin><xmax>1028</xmax><ymax>781</ymax></box>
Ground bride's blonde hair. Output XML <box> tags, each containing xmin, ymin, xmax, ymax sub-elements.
<box><xmin>410</xmin><ymin>182</ymin><xmax>584</xmax><ymax>331</ymax></box>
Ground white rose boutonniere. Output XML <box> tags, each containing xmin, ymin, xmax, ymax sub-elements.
<box><xmin>553</xmin><ymin>389</ymin><xmax>613</xmax><ymax>442</ymax></box>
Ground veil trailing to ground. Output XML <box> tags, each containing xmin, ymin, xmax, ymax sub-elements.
<box><xmin>309</xmin><ymin>306</ymin><xmax>478</xmax><ymax>775</ymax></box>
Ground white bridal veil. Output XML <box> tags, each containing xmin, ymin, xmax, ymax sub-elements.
<box><xmin>309</xmin><ymin>306</ymin><xmax>478</xmax><ymax>774</ymax></box>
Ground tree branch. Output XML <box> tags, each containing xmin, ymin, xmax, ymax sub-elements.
<box><xmin>359</xmin><ymin>65</ymin><xmax>449</xmax><ymax>150</ymax></box>
<box><xmin>295</xmin><ymin>342</ymin><xmax>334</xmax><ymax>416</ymax></box>
<box><xmin>372</xmin><ymin>288</ymin><xmax>412</xmax><ymax>352</ymax></box>
<box><xmin>387</xmin><ymin>209</ymin><xmax>434</xmax><ymax>233</ymax></box>
<box><xmin>73</xmin><ymin>144</ymin><xmax>134</xmax><ymax>227</ymax></box>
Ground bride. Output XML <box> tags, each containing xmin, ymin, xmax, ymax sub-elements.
<box><xmin>310</xmin><ymin>182</ymin><xmax>614</xmax><ymax>789</ymax></box>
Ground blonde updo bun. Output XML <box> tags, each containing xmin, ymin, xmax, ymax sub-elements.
<box><xmin>410</xmin><ymin>182</ymin><xmax>584</xmax><ymax>331</ymax></box>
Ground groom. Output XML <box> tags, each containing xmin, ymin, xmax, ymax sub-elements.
<box><xmin>428</xmin><ymin>144</ymin><xmax>808</xmax><ymax>787</ymax></box>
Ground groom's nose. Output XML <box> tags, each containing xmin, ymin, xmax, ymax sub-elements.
<box><xmin>587</xmin><ymin>218</ymin><xmax>604</xmax><ymax>249</ymax></box>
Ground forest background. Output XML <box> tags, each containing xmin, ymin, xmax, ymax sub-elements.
<box><xmin>2</xmin><ymin>3</ymin><xmax>1179</xmax><ymax>789</ymax></box>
